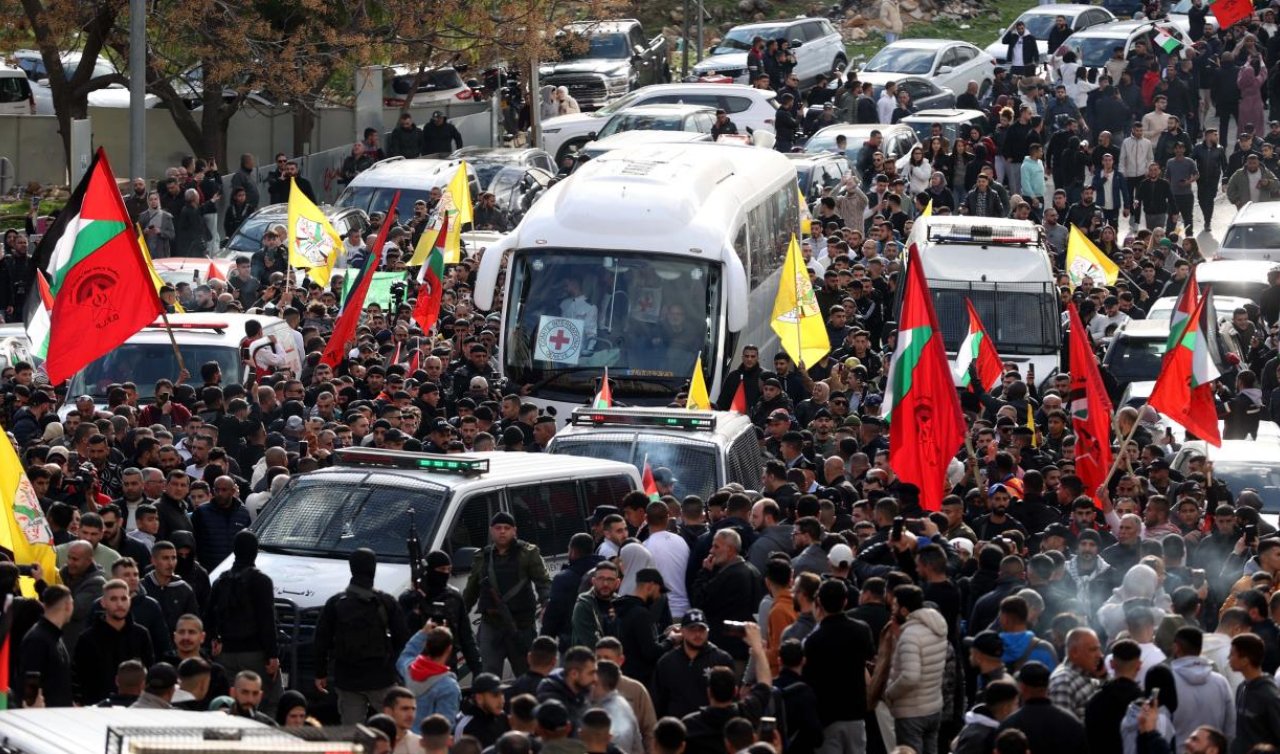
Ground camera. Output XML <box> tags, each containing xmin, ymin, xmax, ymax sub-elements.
<box><xmin>427</xmin><ymin>601</ymin><xmax>450</xmax><ymax>626</ymax></box>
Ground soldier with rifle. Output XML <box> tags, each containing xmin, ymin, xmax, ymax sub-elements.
<box><xmin>463</xmin><ymin>511</ymin><xmax>551</xmax><ymax>676</ymax></box>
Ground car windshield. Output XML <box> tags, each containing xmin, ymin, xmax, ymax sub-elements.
<box><xmin>597</xmin><ymin>112</ymin><xmax>689</xmax><ymax>138</ymax></box>
<box><xmin>712</xmin><ymin>26</ymin><xmax>785</xmax><ymax>54</ymax></box>
<box><xmin>552</xmin><ymin>436</ymin><xmax>720</xmax><ymax>501</ymax></box>
<box><xmin>905</xmin><ymin>120</ymin><xmax>965</xmax><ymax>144</ymax></box>
<box><xmin>1170</xmin><ymin>0</ymin><xmax>1195</xmax><ymax>13</ymax></box>
<box><xmin>67</xmin><ymin>342</ymin><xmax>242</xmax><ymax>402</ymax></box>
<box><xmin>1104</xmin><ymin>336</ymin><xmax>1166</xmax><ymax>383</ymax></box>
<box><xmin>863</xmin><ymin>47</ymin><xmax>938</xmax><ymax>75</ymax></box>
<box><xmin>1065</xmin><ymin>35</ymin><xmax>1124</xmax><ymax>68</ymax></box>
<box><xmin>560</xmin><ymin>32</ymin><xmax>631</xmax><ymax>60</ymax></box>
<box><xmin>806</xmin><ymin>130</ymin><xmax>868</xmax><ymax>159</ymax></box>
<box><xmin>1197</xmin><ymin>279</ymin><xmax>1269</xmax><ymax>303</ymax></box>
<box><xmin>1209</xmin><ymin>461</ymin><xmax>1280</xmax><ymax>511</ymax></box>
<box><xmin>927</xmin><ymin>283</ymin><xmax>1061</xmax><ymax>354</ymax></box>
<box><xmin>337</xmin><ymin>186</ymin><xmax>435</xmax><ymax>222</ymax></box>
<box><xmin>1015</xmin><ymin>13</ymin><xmax>1062</xmax><ymax>39</ymax></box>
<box><xmin>223</xmin><ymin>212</ymin><xmax>284</xmax><ymax>254</ymax></box>
<box><xmin>503</xmin><ymin>249</ymin><xmax>721</xmax><ymax>397</ymax></box>
<box><xmin>254</xmin><ymin>475</ymin><xmax>446</xmax><ymax>559</ymax></box>
<box><xmin>1222</xmin><ymin>223</ymin><xmax>1280</xmax><ymax>250</ymax></box>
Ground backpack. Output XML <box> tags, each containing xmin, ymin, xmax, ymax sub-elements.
<box><xmin>332</xmin><ymin>589</ymin><xmax>390</xmax><ymax>664</ymax></box>
<box><xmin>214</xmin><ymin>569</ymin><xmax>257</xmax><ymax>641</ymax></box>
<box><xmin>1006</xmin><ymin>636</ymin><xmax>1055</xmax><ymax>672</ymax></box>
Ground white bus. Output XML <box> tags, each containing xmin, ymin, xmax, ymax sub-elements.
<box><xmin>474</xmin><ymin>143</ymin><xmax>801</xmax><ymax>416</ymax></box>
<box><xmin>899</xmin><ymin>217</ymin><xmax>1061</xmax><ymax>384</ymax></box>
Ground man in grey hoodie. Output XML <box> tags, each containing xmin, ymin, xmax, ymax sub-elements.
<box><xmin>747</xmin><ymin>500</ymin><xmax>793</xmax><ymax>572</ymax></box>
<box><xmin>1169</xmin><ymin>627</ymin><xmax>1236</xmax><ymax>744</ymax></box>
<box><xmin>953</xmin><ymin>680</ymin><xmax>1020</xmax><ymax>754</ymax></box>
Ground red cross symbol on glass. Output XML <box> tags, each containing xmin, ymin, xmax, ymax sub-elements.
<box><xmin>549</xmin><ymin>329</ymin><xmax>572</xmax><ymax>351</ymax></box>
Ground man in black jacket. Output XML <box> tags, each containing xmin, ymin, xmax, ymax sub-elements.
<box><xmin>314</xmin><ymin>547</ymin><xmax>410</xmax><ymax>725</ymax></box>
<box><xmin>1084</xmin><ymin>639</ymin><xmax>1143</xmax><ymax>754</ymax></box>
<box><xmin>613</xmin><ymin>568</ymin><xmax>675</xmax><ymax>687</ymax></box>
<box><xmin>20</xmin><ymin>584</ymin><xmax>75</xmax><ymax>707</ymax></box>
<box><xmin>716</xmin><ymin>346</ymin><xmax>764</xmax><ymax>411</ymax></box>
<box><xmin>142</xmin><ymin>541</ymin><xmax>200</xmax><ymax>632</ymax></box>
<box><xmin>681</xmin><ymin>625</ymin><xmax>773</xmax><ymax>754</ymax></box>
<box><xmin>803</xmin><ymin>579</ymin><xmax>873</xmax><ymax>753</ymax></box>
<box><xmin>998</xmin><ymin>662</ymin><xmax>1088</xmax><ymax>754</ymax></box>
<box><xmin>691</xmin><ymin>529</ymin><xmax>763</xmax><ymax>663</ymax></box>
<box><xmin>421</xmin><ymin>112</ymin><xmax>464</xmax><ymax>155</ymax></box>
<box><xmin>72</xmin><ymin>579</ymin><xmax>155</xmax><ymax>705</ymax></box>
<box><xmin>652</xmin><ymin>610</ymin><xmax>734</xmax><ymax>718</ymax></box>
<box><xmin>205</xmin><ymin>531</ymin><xmax>278</xmax><ymax>708</ymax></box>
<box><xmin>1228</xmin><ymin>632</ymin><xmax>1280</xmax><ymax>754</ymax></box>
<box><xmin>398</xmin><ymin>549</ymin><xmax>481</xmax><ymax>677</ymax></box>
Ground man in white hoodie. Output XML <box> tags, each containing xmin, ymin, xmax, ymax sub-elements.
<box><xmin>1169</xmin><ymin>626</ymin><xmax>1236</xmax><ymax>745</ymax></box>
<box><xmin>883</xmin><ymin>583</ymin><xmax>949</xmax><ymax>754</ymax></box>
<box><xmin>1201</xmin><ymin>608</ymin><xmax>1251</xmax><ymax>693</ymax></box>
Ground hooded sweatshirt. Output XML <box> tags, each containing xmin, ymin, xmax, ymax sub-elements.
<box><xmin>1097</xmin><ymin>565</ymin><xmax>1168</xmax><ymax>639</ymax></box>
<box><xmin>884</xmin><ymin>607</ymin><xmax>949</xmax><ymax>718</ymax></box>
<box><xmin>1169</xmin><ymin>656</ymin><xmax>1236</xmax><ymax>743</ymax></box>
<box><xmin>397</xmin><ymin>630</ymin><xmax>461</xmax><ymax>729</ymax></box>
<box><xmin>1201</xmin><ymin>632</ymin><xmax>1245</xmax><ymax>692</ymax></box>
<box><xmin>953</xmin><ymin>705</ymin><xmax>1002</xmax><ymax>754</ymax></box>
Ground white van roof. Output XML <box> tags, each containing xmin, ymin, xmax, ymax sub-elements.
<box><xmin>0</xmin><ymin>708</ymin><xmax>273</xmax><ymax>754</ymax></box>
<box><xmin>912</xmin><ymin>217</ymin><xmax>1053</xmax><ymax>284</ymax></box>
<box><xmin>326</xmin><ymin>448</ymin><xmax>642</xmax><ymax>491</ymax></box>
<box><xmin>346</xmin><ymin>157</ymin><xmax>463</xmax><ymax>191</ymax></box>
<box><xmin>120</xmin><ymin>313</ymin><xmax>288</xmax><ymax>346</ymax></box>
<box><xmin>552</xmin><ymin>407</ymin><xmax>755</xmax><ymax>449</ymax></box>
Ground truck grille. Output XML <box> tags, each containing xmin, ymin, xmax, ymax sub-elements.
<box><xmin>545</xmin><ymin>75</ymin><xmax>614</xmax><ymax>110</ymax></box>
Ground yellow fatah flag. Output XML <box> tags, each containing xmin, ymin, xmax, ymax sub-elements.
<box><xmin>410</xmin><ymin>164</ymin><xmax>472</xmax><ymax>266</ymax></box>
<box><xmin>137</xmin><ymin>225</ymin><xmax>183</xmax><ymax>313</ymax></box>
<box><xmin>0</xmin><ymin>431</ymin><xmax>58</xmax><ymax>592</ymax></box>
<box><xmin>687</xmin><ymin>354</ymin><xmax>712</xmax><ymax>410</ymax></box>
<box><xmin>922</xmin><ymin>199</ymin><xmax>933</xmax><ymax>218</ymax></box>
<box><xmin>1066</xmin><ymin>225</ymin><xmax>1119</xmax><ymax>287</ymax></box>
<box><xmin>798</xmin><ymin>186</ymin><xmax>812</xmax><ymax>236</ymax></box>
<box><xmin>450</xmin><ymin>162</ymin><xmax>474</xmax><ymax>229</ymax></box>
<box><xmin>286</xmin><ymin>178</ymin><xmax>342</xmax><ymax>286</ymax></box>
<box><xmin>770</xmin><ymin>234</ymin><xmax>830</xmax><ymax>368</ymax></box>
<box><xmin>1027</xmin><ymin>402</ymin><xmax>1038</xmax><ymax>447</ymax></box>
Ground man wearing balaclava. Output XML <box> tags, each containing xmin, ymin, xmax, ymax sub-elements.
<box><xmin>397</xmin><ymin>550</ymin><xmax>482</xmax><ymax>679</ymax></box>
<box><xmin>314</xmin><ymin>547</ymin><xmax>410</xmax><ymax>725</ymax></box>
<box><xmin>206</xmin><ymin>530</ymin><xmax>279</xmax><ymax>710</ymax></box>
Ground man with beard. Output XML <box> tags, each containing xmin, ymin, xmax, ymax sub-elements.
<box><xmin>398</xmin><ymin>550</ymin><xmax>481</xmax><ymax>679</ymax></box>
<box><xmin>612</xmin><ymin>568</ymin><xmax>676</xmax><ymax>687</ymax></box>
<box><xmin>569</xmin><ymin>561</ymin><xmax>620</xmax><ymax>649</ymax></box>
<box><xmin>974</xmin><ymin>485</ymin><xmax>1029</xmax><ymax>540</ymax></box>
<box><xmin>1066</xmin><ymin>529</ymin><xmax>1113</xmax><ymax>620</ymax></box>
<box><xmin>165</xmin><ymin>614</ymin><xmax>230</xmax><ymax>706</ymax></box>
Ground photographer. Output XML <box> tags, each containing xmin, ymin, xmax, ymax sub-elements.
<box><xmin>398</xmin><ymin>549</ymin><xmax>481</xmax><ymax>679</ymax></box>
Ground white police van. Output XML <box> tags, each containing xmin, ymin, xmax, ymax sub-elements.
<box><xmin>547</xmin><ymin>407</ymin><xmax>764</xmax><ymax>500</ymax></box>
<box><xmin>211</xmin><ymin>448</ymin><xmax>641</xmax><ymax>685</ymax></box>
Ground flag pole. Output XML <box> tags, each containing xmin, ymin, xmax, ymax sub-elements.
<box><xmin>1102</xmin><ymin>415</ymin><xmax>1141</xmax><ymax>488</ymax></box>
<box><xmin>157</xmin><ymin>308</ymin><xmax>188</xmax><ymax>384</ymax></box>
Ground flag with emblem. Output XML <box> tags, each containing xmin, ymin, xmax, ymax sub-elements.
<box><xmin>29</xmin><ymin>148</ymin><xmax>164</xmax><ymax>385</ymax></box>
<box><xmin>322</xmin><ymin>199</ymin><xmax>397</xmax><ymax>369</ymax></box>
<box><xmin>0</xmin><ymin>430</ymin><xmax>58</xmax><ymax>592</ymax></box>
<box><xmin>412</xmin><ymin>216</ymin><xmax>447</xmax><ymax>334</ymax></box>
<box><xmin>953</xmin><ymin>298</ymin><xmax>1003</xmax><ymax>392</ymax></box>
<box><xmin>770</xmin><ymin>235</ymin><xmax>830</xmax><ymax>367</ymax></box>
<box><xmin>1209</xmin><ymin>0</ymin><xmax>1252</xmax><ymax>29</ymax></box>
<box><xmin>287</xmin><ymin>178</ymin><xmax>342</xmax><ymax>286</ymax></box>
<box><xmin>137</xmin><ymin>226</ymin><xmax>183</xmax><ymax>313</ymax></box>
<box><xmin>1066</xmin><ymin>225</ymin><xmax>1119</xmax><ymax>286</ymax></box>
<box><xmin>881</xmin><ymin>245</ymin><xmax>966</xmax><ymax>511</ymax></box>
<box><xmin>411</xmin><ymin>163</ymin><xmax>472</xmax><ymax>266</ymax></box>
<box><xmin>593</xmin><ymin>367</ymin><xmax>613</xmax><ymax>409</ymax></box>
<box><xmin>1067</xmin><ymin>304</ymin><xmax>1114</xmax><ymax>496</ymax></box>
<box><xmin>687</xmin><ymin>355</ymin><xmax>712</xmax><ymax>410</ymax></box>
<box><xmin>1150</xmin><ymin>286</ymin><xmax>1222</xmax><ymax>446</ymax></box>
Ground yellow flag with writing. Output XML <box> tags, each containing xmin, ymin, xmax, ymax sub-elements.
<box><xmin>0</xmin><ymin>431</ymin><xmax>58</xmax><ymax>590</ymax></box>
<box><xmin>1066</xmin><ymin>225</ymin><xmax>1119</xmax><ymax>286</ymax></box>
<box><xmin>770</xmin><ymin>235</ymin><xmax>830</xmax><ymax>368</ymax></box>
<box><xmin>286</xmin><ymin>178</ymin><xmax>342</xmax><ymax>286</ymax></box>
<box><xmin>137</xmin><ymin>226</ymin><xmax>183</xmax><ymax>313</ymax></box>
<box><xmin>686</xmin><ymin>354</ymin><xmax>712</xmax><ymax>410</ymax></box>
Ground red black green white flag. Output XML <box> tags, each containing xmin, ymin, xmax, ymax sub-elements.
<box><xmin>1150</xmin><ymin>285</ymin><xmax>1222</xmax><ymax>446</ymax></box>
<box><xmin>30</xmin><ymin>148</ymin><xmax>163</xmax><ymax>385</ymax></box>
<box><xmin>953</xmin><ymin>298</ymin><xmax>1004</xmax><ymax>392</ymax></box>
<box><xmin>412</xmin><ymin>214</ymin><xmax>448</xmax><ymax>334</ymax></box>
<box><xmin>320</xmin><ymin>195</ymin><xmax>397</xmax><ymax>369</ymax></box>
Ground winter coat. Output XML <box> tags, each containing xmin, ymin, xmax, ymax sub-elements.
<box><xmin>543</xmin><ymin>555</ymin><xmax>603</xmax><ymax>646</ymax></box>
<box><xmin>397</xmin><ymin>630</ymin><xmax>462</xmax><ymax>729</ymax></box>
<box><xmin>612</xmin><ymin>594</ymin><xmax>668</xmax><ymax>686</ymax></box>
<box><xmin>953</xmin><ymin>706</ymin><xmax>1001</xmax><ymax>754</ymax></box>
<box><xmin>1169</xmin><ymin>656</ymin><xmax>1235</xmax><ymax>744</ymax></box>
<box><xmin>19</xmin><ymin>618</ymin><xmax>73</xmax><ymax>707</ymax></box>
<box><xmin>421</xmin><ymin>120</ymin><xmax>463</xmax><ymax>155</ymax></box>
<box><xmin>1238</xmin><ymin>62</ymin><xmax>1268</xmax><ymax>137</ymax></box>
<box><xmin>190</xmin><ymin>500</ymin><xmax>251</xmax><ymax>570</ymax></box>
<box><xmin>569</xmin><ymin>590</ymin><xmax>615</xmax><ymax>649</ymax></box>
<box><xmin>386</xmin><ymin>124</ymin><xmax>423</xmax><ymax>159</ymax></box>
<box><xmin>536</xmin><ymin>669</ymin><xmax>590</xmax><ymax>726</ymax></box>
<box><xmin>883</xmin><ymin>607</ymin><xmax>949</xmax><ymax>718</ymax></box>
<box><xmin>72</xmin><ymin>613</ymin><xmax>155</xmax><ymax>705</ymax></box>
<box><xmin>1231</xmin><ymin>675</ymin><xmax>1280</xmax><ymax>754</ymax></box>
<box><xmin>141</xmin><ymin>572</ymin><xmax>200</xmax><ymax>632</ymax></box>
<box><xmin>999</xmin><ymin>697</ymin><xmax>1089</xmax><ymax>754</ymax></box>
<box><xmin>802</xmin><ymin>612</ymin><xmax>873</xmax><ymax>725</ymax></box>
<box><xmin>880</xmin><ymin>0</ymin><xmax>903</xmax><ymax>34</ymax></box>
<box><xmin>1226</xmin><ymin>165</ymin><xmax>1280</xmax><ymax>208</ymax></box>
<box><xmin>690</xmin><ymin>557</ymin><xmax>764</xmax><ymax>661</ymax></box>
<box><xmin>747</xmin><ymin>524</ymin><xmax>794</xmax><ymax>572</ymax></box>
<box><xmin>652</xmin><ymin>642</ymin><xmax>735</xmax><ymax>718</ymax></box>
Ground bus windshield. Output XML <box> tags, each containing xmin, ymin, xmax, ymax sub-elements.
<box><xmin>503</xmin><ymin>250</ymin><xmax>722</xmax><ymax>398</ymax></box>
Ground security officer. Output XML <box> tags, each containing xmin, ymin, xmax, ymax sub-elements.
<box><xmin>463</xmin><ymin>512</ymin><xmax>551</xmax><ymax>676</ymax></box>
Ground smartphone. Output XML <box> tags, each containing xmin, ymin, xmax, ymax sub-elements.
<box><xmin>891</xmin><ymin>516</ymin><xmax>905</xmax><ymax>541</ymax></box>
<box><xmin>22</xmin><ymin>671</ymin><xmax>40</xmax><ymax>707</ymax></box>
<box><xmin>722</xmin><ymin>620</ymin><xmax>748</xmax><ymax>638</ymax></box>
<box><xmin>16</xmin><ymin>564</ymin><xmax>35</xmax><ymax>576</ymax></box>
<box><xmin>1245</xmin><ymin>525</ymin><xmax>1258</xmax><ymax>545</ymax></box>
<box><xmin>759</xmin><ymin>717</ymin><xmax>777</xmax><ymax>740</ymax></box>
<box><xmin>29</xmin><ymin>196</ymin><xmax>40</xmax><ymax>211</ymax></box>
<box><xmin>1147</xmin><ymin>687</ymin><xmax>1161</xmax><ymax>705</ymax></box>
<box><xmin>298</xmin><ymin>440</ymin><xmax>309</xmax><ymax>456</ymax></box>
<box><xmin>1191</xmin><ymin>569</ymin><xmax>1206</xmax><ymax>589</ymax></box>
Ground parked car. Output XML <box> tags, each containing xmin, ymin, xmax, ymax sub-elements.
<box><xmin>900</xmin><ymin>109</ymin><xmax>990</xmax><ymax>145</ymax></box>
<box><xmin>805</xmin><ymin>122</ymin><xmax>920</xmax><ymax>169</ymax></box>
<box><xmin>1220</xmin><ymin>202</ymin><xmax>1280</xmax><ymax>262</ymax></box>
<box><xmin>1172</xmin><ymin>440</ymin><xmax>1280</xmax><ymax>523</ymax></box>
<box><xmin>538</xmin><ymin>82</ymin><xmax>778</xmax><ymax>161</ymax></box>
<box><xmin>540</xmin><ymin>19</ymin><xmax>670</xmax><ymax>110</ymax></box>
<box><xmin>579</xmin><ymin>130</ymin><xmax>714</xmax><ymax>161</ymax></box>
<box><xmin>786</xmin><ymin>152</ymin><xmax>853</xmax><ymax>203</ymax></box>
<box><xmin>689</xmin><ymin>17</ymin><xmax>846</xmax><ymax>88</ymax></box>
<box><xmin>382</xmin><ymin>65</ymin><xmax>475</xmax><ymax>108</ymax></box>
<box><xmin>0</xmin><ymin>64</ymin><xmax>33</xmax><ymax>115</ymax></box>
<box><xmin>1060</xmin><ymin>20</ymin><xmax>1191</xmax><ymax>68</ymax></box>
<box><xmin>222</xmin><ymin>203</ymin><xmax>369</xmax><ymax>257</ymax></box>
<box><xmin>448</xmin><ymin>147</ymin><xmax>556</xmax><ymax>186</ymax></box>
<box><xmin>858</xmin><ymin>40</ymin><xmax>995</xmax><ymax>99</ymax></box>
<box><xmin>561</xmin><ymin>103</ymin><xmax>716</xmax><ymax>158</ymax></box>
<box><xmin>983</xmin><ymin>5</ymin><xmax>1116</xmax><ymax>63</ymax></box>
<box><xmin>854</xmin><ymin>77</ymin><xmax>955</xmax><ymax>115</ymax></box>
<box><xmin>1195</xmin><ymin>260</ymin><xmax>1278</xmax><ymax>304</ymax></box>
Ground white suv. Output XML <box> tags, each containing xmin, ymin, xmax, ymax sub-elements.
<box><xmin>1220</xmin><ymin>202</ymin><xmax>1280</xmax><ymax>262</ymax></box>
<box><xmin>689</xmin><ymin>17</ymin><xmax>846</xmax><ymax>87</ymax></box>
<box><xmin>540</xmin><ymin>82</ymin><xmax>778</xmax><ymax>160</ymax></box>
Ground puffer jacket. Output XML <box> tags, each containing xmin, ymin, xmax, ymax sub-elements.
<box><xmin>884</xmin><ymin>607</ymin><xmax>948</xmax><ymax>718</ymax></box>
<box><xmin>1169</xmin><ymin>656</ymin><xmax>1235</xmax><ymax>744</ymax></box>
<box><xmin>397</xmin><ymin>630</ymin><xmax>461</xmax><ymax>729</ymax></box>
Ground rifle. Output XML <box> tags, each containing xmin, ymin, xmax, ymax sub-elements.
<box><xmin>407</xmin><ymin>508</ymin><xmax>423</xmax><ymax>589</ymax></box>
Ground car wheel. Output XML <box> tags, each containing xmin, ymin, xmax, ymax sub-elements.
<box><xmin>557</xmin><ymin>138</ymin><xmax>589</xmax><ymax>162</ymax></box>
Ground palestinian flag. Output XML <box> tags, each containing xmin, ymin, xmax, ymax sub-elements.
<box><xmin>642</xmin><ymin>456</ymin><xmax>659</xmax><ymax>501</ymax></box>
<box><xmin>1066</xmin><ymin>304</ymin><xmax>1114</xmax><ymax>497</ymax></box>
<box><xmin>1168</xmin><ymin>267</ymin><xmax>1200</xmax><ymax>336</ymax></box>
<box><xmin>23</xmin><ymin>273</ymin><xmax>53</xmax><ymax>361</ymax></box>
<box><xmin>29</xmin><ymin>148</ymin><xmax>163</xmax><ymax>385</ymax></box>
<box><xmin>882</xmin><ymin>245</ymin><xmax>966</xmax><ymax>511</ymax></box>
<box><xmin>411</xmin><ymin>215</ymin><xmax>447</xmax><ymax>334</ymax></box>
<box><xmin>320</xmin><ymin>196</ymin><xmax>397</xmax><ymax>369</ymax></box>
<box><xmin>730</xmin><ymin>381</ymin><xmax>748</xmax><ymax>413</ymax></box>
<box><xmin>593</xmin><ymin>367</ymin><xmax>613</xmax><ymax>408</ymax></box>
<box><xmin>1154</xmin><ymin>29</ymin><xmax>1182</xmax><ymax>54</ymax></box>
<box><xmin>953</xmin><ymin>298</ymin><xmax>1003</xmax><ymax>392</ymax></box>
<box><xmin>1150</xmin><ymin>286</ymin><xmax>1222</xmax><ymax>446</ymax></box>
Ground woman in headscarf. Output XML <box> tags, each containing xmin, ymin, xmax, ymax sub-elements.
<box><xmin>617</xmin><ymin>542</ymin><xmax>654</xmax><ymax>597</ymax></box>
<box><xmin>555</xmin><ymin>86</ymin><xmax>581</xmax><ymax>115</ymax></box>
<box><xmin>276</xmin><ymin>689</ymin><xmax>310</xmax><ymax>727</ymax></box>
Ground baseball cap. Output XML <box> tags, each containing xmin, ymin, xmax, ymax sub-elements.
<box><xmin>473</xmin><ymin>672</ymin><xmax>503</xmax><ymax>694</ymax></box>
<box><xmin>653</xmin><ymin>467</ymin><xmax>677</xmax><ymax>486</ymax></box>
<box><xmin>284</xmin><ymin>416</ymin><xmax>304</xmax><ymax>432</ymax></box>
<box><xmin>965</xmin><ymin>630</ymin><xmax>1004</xmax><ymax>658</ymax></box>
<box><xmin>681</xmin><ymin>609</ymin><xmax>709</xmax><ymax>628</ymax></box>
<box><xmin>768</xmin><ymin>409</ymin><xmax>791</xmax><ymax>423</ymax></box>
<box><xmin>635</xmin><ymin>568</ymin><xmax>668</xmax><ymax>592</ymax></box>
<box><xmin>827</xmin><ymin>543</ymin><xmax>854</xmax><ymax>568</ymax></box>
<box><xmin>588</xmin><ymin>505</ymin><xmax>620</xmax><ymax>526</ymax></box>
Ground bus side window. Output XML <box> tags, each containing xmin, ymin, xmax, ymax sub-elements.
<box><xmin>733</xmin><ymin>224</ymin><xmax>749</xmax><ymax>284</ymax></box>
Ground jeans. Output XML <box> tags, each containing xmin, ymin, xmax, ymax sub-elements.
<box><xmin>1145</xmin><ymin>212</ymin><xmax>1168</xmax><ymax>231</ymax></box>
<box><xmin>336</xmin><ymin>685</ymin><xmax>397</xmax><ymax>726</ymax></box>
<box><xmin>1173</xmin><ymin>193</ymin><xmax>1195</xmax><ymax>231</ymax></box>
<box><xmin>1197</xmin><ymin>181</ymin><xmax>1219</xmax><ymax>228</ymax></box>
<box><xmin>895</xmin><ymin>713</ymin><xmax>941</xmax><ymax>754</ymax></box>
<box><xmin>819</xmin><ymin>720</ymin><xmax>867</xmax><ymax>754</ymax></box>
<box><xmin>1005</xmin><ymin>158</ymin><xmax>1023</xmax><ymax>195</ymax></box>
<box><xmin>478</xmin><ymin>622</ymin><xmax>535</xmax><ymax>676</ymax></box>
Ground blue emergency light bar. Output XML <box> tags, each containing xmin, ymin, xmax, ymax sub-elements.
<box><xmin>334</xmin><ymin>448</ymin><xmax>490</xmax><ymax>475</ymax></box>
<box><xmin>569</xmin><ymin>408</ymin><xmax>717</xmax><ymax>431</ymax></box>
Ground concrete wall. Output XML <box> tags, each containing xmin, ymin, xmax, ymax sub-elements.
<box><xmin>0</xmin><ymin>98</ymin><xmax>494</xmax><ymax>191</ymax></box>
